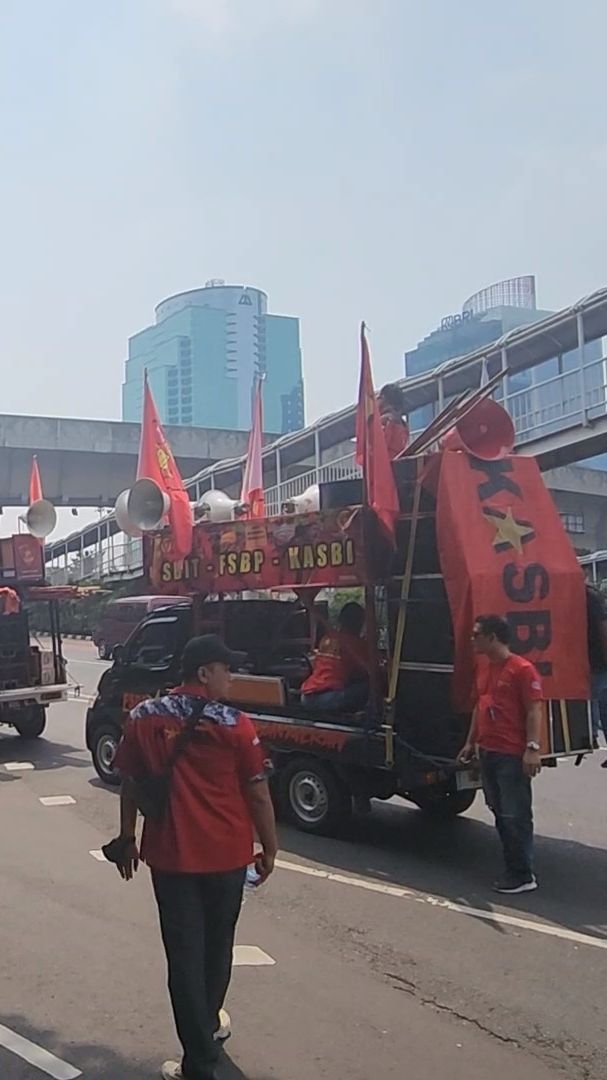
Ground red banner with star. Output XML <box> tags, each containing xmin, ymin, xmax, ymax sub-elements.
<box><xmin>147</xmin><ymin>508</ymin><xmax>366</xmax><ymax>595</ymax></box>
<box><xmin>436</xmin><ymin>452</ymin><xmax>589</xmax><ymax>709</ymax></box>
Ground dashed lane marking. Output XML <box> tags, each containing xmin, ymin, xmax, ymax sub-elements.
<box><xmin>3</xmin><ymin>762</ymin><xmax>34</xmax><ymax>771</ymax></box>
<box><xmin>0</xmin><ymin>1022</ymin><xmax>81</xmax><ymax>1079</ymax></box>
<box><xmin>233</xmin><ymin>945</ymin><xmax>276</xmax><ymax>966</ymax></box>
<box><xmin>276</xmin><ymin>858</ymin><xmax>607</xmax><ymax>953</ymax></box>
<box><xmin>39</xmin><ymin>796</ymin><xmax>76</xmax><ymax>807</ymax></box>
<box><xmin>85</xmin><ymin>854</ymin><xmax>274</xmax><ymax>962</ymax></box>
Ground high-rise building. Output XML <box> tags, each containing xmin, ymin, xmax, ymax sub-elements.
<box><xmin>404</xmin><ymin>276</ymin><xmax>553</xmax><ymax>429</ymax></box>
<box><xmin>404</xmin><ymin>275</ymin><xmax>603</xmax><ymax>449</ymax></box>
<box><xmin>122</xmin><ymin>281</ymin><xmax>304</xmax><ymax>434</ymax></box>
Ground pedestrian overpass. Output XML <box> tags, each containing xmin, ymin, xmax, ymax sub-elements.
<box><xmin>0</xmin><ymin>415</ymin><xmax>255</xmax><ymax>508</ymax></box>
<box><xmin>45</xmin><ymin>286</ymin><xmax>607</xmax><ymax>583</ymax></box>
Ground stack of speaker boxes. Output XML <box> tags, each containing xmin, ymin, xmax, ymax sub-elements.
<box><xmin>0</xmin><ymin>612</ymin><xmax>32</xmax><ymax>695</ymax></box>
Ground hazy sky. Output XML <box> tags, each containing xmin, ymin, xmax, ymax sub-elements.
<box><xmin>1</xmin><ymin>0</ymin><xmax>606</xmax><ymax>429</ymax></box>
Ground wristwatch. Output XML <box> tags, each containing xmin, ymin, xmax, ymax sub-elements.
<box><xmin>526</xmin><ymin>741</ymin><xmax>540</xmax><ymax>752</ymax></box>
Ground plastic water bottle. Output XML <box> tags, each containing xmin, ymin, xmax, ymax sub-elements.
<box><xmin>245</xmin><ymin>863</ymin><xmax>261</xmax><ymax>889</ymax></box>
<box><xmin>242</xmin><ymin>863</ymin><xmax>260</xmax><ymax>905</ymax></box>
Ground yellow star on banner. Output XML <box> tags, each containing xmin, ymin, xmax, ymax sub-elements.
<box><xmin>487</xmin><ymin>507</ymin><xmax>535</xmax><ymax>553</ymax></box>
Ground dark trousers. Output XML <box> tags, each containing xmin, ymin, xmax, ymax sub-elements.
<box><xmin>152</xmin><ymin>866</ymin><xmax>246</xmax><ymax>1080</ymax></box>
<box><xmin>301</xmin><ymin>679</ymin><xmax>369</xmax><ymax>713</ymax></box>
<box><xmin>479</xmin><ymin>750</ymin><xmax>534</xmax><ymax>880</ymax></box>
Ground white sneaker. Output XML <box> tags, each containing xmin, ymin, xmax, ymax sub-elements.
<box><xmin>161</xmin><ymin>1064</ymin><xmax>182</xmax><ymax>1080</ymax></box>
<box><xmin>215</xmin><ymin>1007</ymin><xmax>231</xmax><ymax>1041</ymax></box>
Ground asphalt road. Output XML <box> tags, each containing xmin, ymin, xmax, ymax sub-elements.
<box><xmin>0</xmin><ymin>639</ymin><xmax>605</xmax><ymax>1079</ymax></box>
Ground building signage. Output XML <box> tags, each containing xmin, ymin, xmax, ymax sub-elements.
<box><xmin>439</xmin><ymin>310</ymin><xmax>481</xmax><ymax>333</ymax></box>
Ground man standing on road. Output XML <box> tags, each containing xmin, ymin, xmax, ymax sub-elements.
<box><xmin>459</xmin><ymin>614</ymin><xmax>543</xmax><ymax>895</ymax></box>
<box><xmin>104</xmin><ymin>634</ymin><xmax>278</xmax><ymax>1080</ymax></box>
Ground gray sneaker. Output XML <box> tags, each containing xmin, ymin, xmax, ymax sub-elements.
<box><xmin>215</xmin><ymin>1008</ymin><xmax>231</xmax><ymax>1041</ymax></box>
<box><xmin>161</xmin><ymin>1064</ymin><xmax>182</xmax><ymax>1080</ymax></box>
<box><xmin>493</xmin><ymin>875</ymin><xmax>538</xmax><ymax>894</ymax></box>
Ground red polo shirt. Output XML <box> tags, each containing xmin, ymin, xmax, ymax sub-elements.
<box><xmin>114</xmin><ymin>685</ymin><xmax>268</xmax><ymax>874</ymax></box>
<box><xmin>301</xmin><ymin>629</ymin><xmax>368</xmax><ymax>695</ymax></box>
<box><xmin>475</xmin><ymin>654</ymin><xmax>543</xmax><ymax>756</ymax></box>
<box><xmin>381</xmin><ymin>414</ymin><xmax>409</xmax><ymax>459</ymax></box>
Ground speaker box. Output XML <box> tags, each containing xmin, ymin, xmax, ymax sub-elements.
<box><xmin>319</xmin><ymin>478</ymin><xmax>363</xmax><ymax>510</ymax></box>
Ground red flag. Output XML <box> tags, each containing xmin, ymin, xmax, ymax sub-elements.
<box><xmin>138</xmin><ymin>375</ymin><xmax>193</xmax><ymax>560</ymax></box>
<box><xmin>240</xmin><ymin>378</ymin><xmax>265</xmax><ymax>518</ymax></box>
<box><xmin>355</xmin><ymin>323</ymin><xmax>399</xmax><ymax>539</ymax></box>
<box><xmin>29</xmin><ymin>456</ymin><xmax>43</xmax><ymax>505</ymax></box>
<box><xmin>436</xmin><ymin>450</ymin><xmax>589</xmax><ymax>708</ymax></box>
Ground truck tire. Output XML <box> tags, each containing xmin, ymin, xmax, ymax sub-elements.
<box><xmin>413</xmin><ymin>788</ymin><xmax>477</xmax><ymax>818</ymax></box>
<box><xmin>91</xmin><ymin>724</ymin><xmax>122</xmax><ymax>786</ymax></box>
<box><xmin>14</xmin><ymin>706</ymin><xmax>46</xmax><ymax>739</ymax></box>
<box><xmin>279</xmin><ymin>757</ymin><xmax>352</xmax><ymax>835</ymax></box>
<box><xmin>98</xmin><ymin>642</ymin><xmax>112</xmax><ymax>661</ymax></box>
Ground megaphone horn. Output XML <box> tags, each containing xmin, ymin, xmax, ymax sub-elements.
<box><xmin>115</xmin><ymin>489</ymin><xmax>141</xmax><ymax>538</ymax></box>
<box><xmin>24</xmin><ymin>499</ymin><xmax>57</xmax><ymax>540</ymax></box>
<box><xmin>127</xmin><ymin>478</ymin><xmax>171</xmax><ymax>531</ymax></box>
<box><xmin>283</xmin><ymin>484</ymin><xmax>320</xmax><ymax>515</ymax></box>
<box><xmin>195</xmin><ymin>489</ymin><xmax>238</xmax><ymax>523</ymax></box>
<box><xmin>440</xmin><ymin>399</ymin><xmax>515</xmax><ymax>461</ymax></box>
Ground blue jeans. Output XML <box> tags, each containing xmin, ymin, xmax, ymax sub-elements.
<box><xmin>590</xmin><ymin>671</ymin><xmax>607</xmax><ymax>741</ymax></box>
<box><xmin>479</xmin><ymin>750</ymin><xmax>534</xmax><ymax>880</ymax></box>
<box><xmin>301</xmin><ymin>681</ymin><xmax>368</xmax><ymax>713</ymax></box>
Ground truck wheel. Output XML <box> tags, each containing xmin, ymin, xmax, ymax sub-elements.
<box><xmin>280</xmin><ymin>757</ymin><xmax>352</xmax><ymax>834</ymax></box>
<box><xmin>92</xmin><ymin>724</ymin><xmax>122</xmax><ymax>786</ymax></box>
<box><xmin>413</xmin><ymin>788</ymin><xmax>477</xmax><ymax>818</ymax></box>
<box><xmin>98</xmin><ymin>642</ymin><xmax>112</xmax><ymax>660</ymax></box>
<box><xmin>14</xmin><ymin>706</ymin><xmax>46</xmax><ymax>739</ymax></box>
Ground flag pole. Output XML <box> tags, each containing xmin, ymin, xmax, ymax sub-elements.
<box><xmin>359</xmin><ymin>322</ymin><xmax>381</xmax><ymax>728</ymax></box>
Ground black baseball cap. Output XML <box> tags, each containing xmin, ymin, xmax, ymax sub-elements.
<box><xmin>181</xmin><ymin>634</ymin><xmax>247</xmax><ymax>678</ymax></box>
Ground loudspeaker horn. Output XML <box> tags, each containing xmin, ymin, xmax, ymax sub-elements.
<box><xmin>115</xmin><ymin>489</ymin><xmax>142</xmax><ymax>538</ymax></box>
<box><xmin>115</xmin><ymin>479</ymin><xmax>171</xmax><ymax>535</ymax></box>
<box><xmin>196</xmin><ymin>489</ymin><xmax>238</xmax><ymax>523</ymax></box>
<box><xmin>23</xmin><ymin>499</ymin><xmax>57</xmax><ymax>539</ymax></box>
<box><xmin>127</xmin><ymin>478</ymin><xmax>171</xmax><ymax>531</ymax></box>
<box><xmin>282</xmin><ymin>483</ymin><xmax>320</xmax><ymax>515</ymax></box>
<box><xmin>440</xmin><ymin>398</ymin><xmax>515</xmax><ymax>461</ymax></box>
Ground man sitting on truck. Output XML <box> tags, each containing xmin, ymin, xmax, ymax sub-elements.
<box><xmin>300</xmin><ymin>602</ymin><xmax>369</xmax><ymax>713</ymax></box>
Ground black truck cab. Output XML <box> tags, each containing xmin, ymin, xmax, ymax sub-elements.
<box><xmin>85</xmin><ymin>597</ymin><xmax>317</xmax><ymax>784</ymax></box>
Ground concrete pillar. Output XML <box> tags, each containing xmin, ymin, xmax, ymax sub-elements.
<box><xmin>577</xmin><ymin>311</ymin><xmax>589</xmax><ymax>426</ymax></box>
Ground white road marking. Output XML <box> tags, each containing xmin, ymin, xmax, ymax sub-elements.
<box><xmin>3</xmin><ymin>761</ymin><xmax>34</xmax><ymax>771</ymax></box>
<box><xmin>276</xmin><ymin>858</ymin><xmax>607</xmax><ymax>953</ymax></box>
<box><xmin>233</xmin><ymin>945</ymin><xmax>276</xmax><ymax>966</ymax></box>
<box><xmin>67</xmin><ymin>659</ymin><xmax>107</xmax><ymax>667</ymax></box>
<box><xmin>39</xmin><ymin>796</ymin><xmax>76</xmax><ymax>806</ymax></box>
<box><xmin>0</xmin><ymin>1022</ymin><xmax>81</xmax><ymax>1079</ymax></box>
<box><xmin>89</xmin><ymin>849</ymin><xmax>106</xmax><ymax>861</ymax></box>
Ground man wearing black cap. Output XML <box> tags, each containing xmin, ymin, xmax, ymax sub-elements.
<box><xmin>108</xmin><ymin>634</ymin><xmax>278</xmax><ymax>1080</ymax></box>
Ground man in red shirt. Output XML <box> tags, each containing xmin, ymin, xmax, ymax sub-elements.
<box><xmin>379</xmin><ymin>383</ymin><xmax>410</xmax><ymax>459</ymax></box>
<box><xmin>459</xmin><ymin>614</ymin><xmax>543</xmax><ymax>895</ymax></box>
<box><xmin>105</xmin><ymin>635</ymin><xmax>278</xmax><ymax>1080</ymax></box>
<box><xmin>301</xmin><ymin>602</ymin><xmax>368</xmax><ymax>713</ymax></box>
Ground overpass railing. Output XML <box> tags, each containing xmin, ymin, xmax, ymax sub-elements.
<box><xmin>47</xmin><ymin>539</ymin><xmax>144</xmax><ymax>585</ymax></box>
<box><xmin>504</xmin><ymin>348</ymin><xmax>606</xmax><ymax>441</ymax></box>
<box><xmin>45</xmin><ymin>310</ymin><xmax>607</xmax><ymax>583</ymax></box>
<box><xmin>264</xmin><ymin>353</ymin><xmax>607</xmax><ymax>512</ymax></box>
<box><xmin>54</xmin><ymin>350</ymin><xmax>607</xmax><ymax>583</ymax></box>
